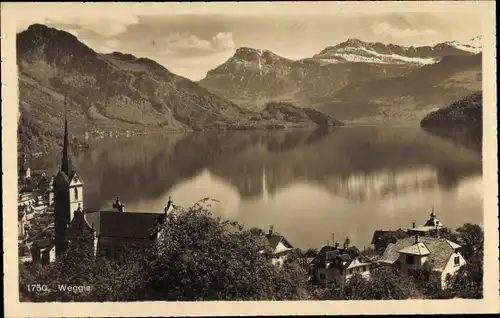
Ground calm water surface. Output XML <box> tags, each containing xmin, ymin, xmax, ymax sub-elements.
<box><xmin>36</xmin><ymin>126</ymin><xmax>483</xmax><ymax>249</ymax></box>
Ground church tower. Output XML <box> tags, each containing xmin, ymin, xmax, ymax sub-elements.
<box><xmin>69</xmin><ymin>171</ymin><xmax>84</xmax><ymax>219</ymax></box>
<box><xmin>61</xmin><ymin>101</ymin><xmax>73</xmax><ymax>178</ymax></box>
<box><xmin>53</xmin><ymin>97</ymin><xmax>84</xmax><ymax>257</ymax></box>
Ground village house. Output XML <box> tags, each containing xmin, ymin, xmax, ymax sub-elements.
<box><xmin>370</xmin><ymin>209</ymin><xmax>449</xmax><ymax>253</ymax></box>
<box><xmin>30</xmin><ymin>238</ymin><xmax>56</xmax><ymax>265</ymax></box>
<box><xmin>371</xmin><ymin>228</ymin><xmax>409</xmax><ymax>251</ymax></box>
<box><xmin>311</xmin><ymin>238</ymin><xmax>373</xmax><ymax>286</ymax></box>
<box><xmin>265</xmin><ymin>226</ymin><xmax>295</xmax><ymax>266</ymax></box>
<box><xmin>18</xmin><ymin>157</ymin><xmax>31</xmax><ymax>181</ymax></box>
<box><xmin>407</xmin><ymin>210</ymin><xmax>448</xmax><ymax>237</ymax></box>
<box><xmin>377</xmin><ymin>234</ymin><xmax>466</xmax><ymax>289</ymax></box>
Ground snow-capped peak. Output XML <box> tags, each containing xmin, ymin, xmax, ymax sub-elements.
<box><xmin>313</xmin><ymin>37</ymin><xmax>481</xmax><ymax>66</ymax></box>
<box><xmin>314</xmin><ymin>39</ymin><xmax>437</xmax><ymax>66</ymax></box>
<box><xmin>444</xmin><ymin>36</ymin><xmax>482</xmax><ymax>54</ymax></box>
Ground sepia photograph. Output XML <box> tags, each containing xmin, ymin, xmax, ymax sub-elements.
<box><xmin>2</xmin><ymin>1</ymin><xmax>498</xmax><ymax>317</ymax></box>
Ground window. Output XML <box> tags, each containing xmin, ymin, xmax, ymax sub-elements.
<box><xmin>319</xmin><ymin>273</ymin><xmax>326</xmax><ymax>280</ymax></box>
<box><xmin>454</xmin><ymin>256</ymin><xmax>460</xmax><ymax>266</ymax></box>
<box><xmin>74</xmin><ymin>187</ymin><xmax>78</xmax><ymax>200</ymax></box>
<box><xmin>406</xmin><ymin>255</ymin><xmax>414</xmax><ymax>265</ymax></box>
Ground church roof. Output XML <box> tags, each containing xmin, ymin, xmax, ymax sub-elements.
<box><xmin>83</xmin><ymin>210</ymin><xmax>165</xmax><ymax>240</ymax></box>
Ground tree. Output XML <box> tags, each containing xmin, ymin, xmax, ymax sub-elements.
<box><xmin>366</xmin><ymin>267</ymin><xmax>422</xmax><ymax>300</ymax></box>
<box><xmin>19</xmin><ymin>199</ymin><xmax>312</xmax><ymax>301</ymax></box>
<box><xmin>145</xmin><ymin>198</ymin><xmax>310</xmax><ymax>301</ymax></box>
<box><xmin>325</xmin><ymin>267</ymin><xmax>422</xmax><ymax>300</ymax></box>
<box><xmin>442</xmin><ymin>223</ymin><xmax>484</xmax><ymax>299</ymax></box>
<box><xmin>444</xmin><ymin>262</ymin><xmax>483</xmax><ymax>299</ymax></box>
<box><xmin>455</xmin><ymin>223</ymin><xmax>484</xmax><ymax>263</ymax></box>
<box><xmin>19</xmin><ymin>229</ymin><xmax>147</xmax><ymax>302</ymax></box>
<box><xmin>411</xmin><ymin>262</ymin><xmax>442</xmax><ymax>298</ymax></box>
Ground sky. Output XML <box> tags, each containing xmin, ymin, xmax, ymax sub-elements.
<box><xmin>17</xmin><ymin>11</ymin><xmax>482</xmax><ymax>81</ymax></box>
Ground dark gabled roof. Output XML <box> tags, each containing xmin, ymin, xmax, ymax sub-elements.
<box><xmin>378</xmin><ymin>235</ymin><xmax>462</xmax><ymax>272</ymax></box>
<box><xmin>314</xmin><ymin>245</ymin><xmax>367</xmax><ymax>269</ymax></box>
<box><xmin>371</xmin><ymin>229</ymin><xmax>409</xmax><ymax>245</ymax></box>
<box><xmin>83</xmin><ymin>210</ymin><xmax>164</xmax><ymax>240</ymax></box>
<box><xmin>266</xmin><ymin>232</ymin><xmax>293</xmax><ymax>250</ymax></box>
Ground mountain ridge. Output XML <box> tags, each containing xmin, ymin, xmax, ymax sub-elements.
<box><xmin>199</xmin><ymin>37</ymin><xmax>482</xmax><ymax>121</ymax></box>
<box><xmin>420</xmin><ymin>92</ymin><xmax>482</xmax><ymax>153</ymax></box>
<box><xmin>312</xmin><ymin>38</ymin><xmax>474</xmax><ymax>66</ymax></box>
<box><xmin>17</xmin><ymin>24</ymin><xmax>343</xmax><ymax>154</ymax></box>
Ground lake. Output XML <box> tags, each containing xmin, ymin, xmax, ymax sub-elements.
<box><xmin>35</xmin><ymin>126</ymin><xmax>483</xmax><ymax>250</ymax></box>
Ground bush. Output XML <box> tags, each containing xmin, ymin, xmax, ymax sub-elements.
<box><xmin>20</xmin><ymin>198</ymin><xmax>311</xmax><ymax>301</ymax></box>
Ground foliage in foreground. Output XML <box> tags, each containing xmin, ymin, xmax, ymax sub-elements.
<box><xmin>19</xmin><ymin>200</ymin><xmax>484</xmax><ymax>301</ymax></box>
<box><xmin>20</xmin><ymin>199</ymin><xmax>310</xmax><ymax>301</ymax></box>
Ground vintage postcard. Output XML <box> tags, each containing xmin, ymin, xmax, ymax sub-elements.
<box><xmin>2</xmin><ymin>1</ymin><xmax>498</xmax><ymax>316</ymax></box>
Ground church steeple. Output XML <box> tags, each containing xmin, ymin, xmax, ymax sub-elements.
<box><xmin>61</xmin><ymin>94</ymin><xmax>73</xmax><ymax>178</ymax></box>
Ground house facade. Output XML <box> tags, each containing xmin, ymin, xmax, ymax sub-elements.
<box><xmin>312</xmin><ymin>240</ymin><xmax>373</xmax><ymax>286</ymax></box>
<box><xmin>265</xmin><ymin>226</ymin><xmax>295</xmax><ymax>266</ymax></box>
<box><xmin>378</xmin><ymin>234</ymin><xmax>466</xmax><ymax>289</ymax></box>
<box><xmin>30</xmin><ymin>238</ymin><xmax>56</xmax><ymax>265</ymax></box>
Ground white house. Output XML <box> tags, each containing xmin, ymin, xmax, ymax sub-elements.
<box><xmin>378</xmin><ymin>234</ymin><xmax>466</xmax><ymax>289</ymax></box>
<box><xmin>265</xmin><ymin>227</ymin><xmax>295</xmax><ymax>267</ymax></box>
<box><xmin>30</xmin><ymin>238</ymin><xmax>56</xmax><ymax>265</ymax></box>
<box><xmin>312</xmin><ymin>241</ymin><xmax>373</xmax><ymax>286</ymax></box>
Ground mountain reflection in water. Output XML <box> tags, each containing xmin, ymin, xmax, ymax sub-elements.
<box><xmin>36</xmin><ymin>126</ymin><xmax>483</xmax><ymax>249</ymax></box>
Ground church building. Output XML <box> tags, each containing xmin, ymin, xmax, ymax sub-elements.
<box><xmin>46</xmin><ymin>105</ymin><xmax>173</xmax><ymax>262</ymax></box>
<box><xmin>51</xmin><ymin>108</ymin><xmax>85</xmax><ymax>257</ymax></box>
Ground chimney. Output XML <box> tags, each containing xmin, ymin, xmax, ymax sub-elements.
<box><xmin>268</xmin><ymin>225</ymin><xmax>274</xmax><ymax>236</ymax></box>
<box><xmin>332</xmin><ymin>233</ymin><xmax>335</xmax><ymax>246</ymax></box>
<box><xmin>415</xmin><ymin>235</ymin><xmax>420</xmax><ymax>244</ymax></box>
<box><xmin>412</xmin><ymin>222</ymin><xmax>416</xmax><ymax>229</ymax></box>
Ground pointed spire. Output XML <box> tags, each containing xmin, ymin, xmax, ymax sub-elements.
<box><xmin>430</xmin><ymin>205</ymin><xmax>436</xmax><ymax>218</ymax></box>
<box><xmin>61</xmin><ymin>93</ymin><xmax>73</xmax><ymax>178</ymax></box>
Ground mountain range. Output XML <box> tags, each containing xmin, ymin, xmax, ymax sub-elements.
<box><xmin>17</xmin><ymin>24</ymin><xmax>342</xmax><ymax>153</ymax></box>
<box><xmin>199</xmin><ymin>37</ymin><xmax>482</xmax><ymax>122</ymax></box>
<box><xmin>16</xmin><ymin>24</ymin><xmax>482</xmax><ymax>153</ymax></box>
